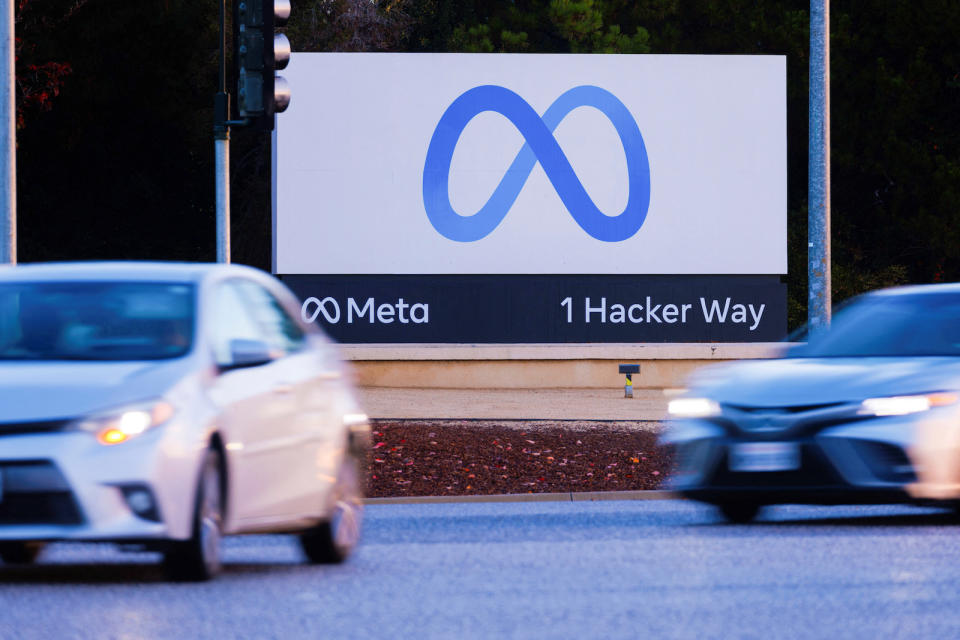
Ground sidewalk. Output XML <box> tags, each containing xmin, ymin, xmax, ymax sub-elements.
<box><xmin>356</xmin><ymin>387</ymin><xmax>671</xmax><ymax>421</ymax></box>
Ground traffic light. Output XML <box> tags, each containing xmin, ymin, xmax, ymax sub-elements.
<box><xmin>234</xmin><ymin>0</ymin><xmax>291</xmax><ymax>129</ymax></box>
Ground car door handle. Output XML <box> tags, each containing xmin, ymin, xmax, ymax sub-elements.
<box><xmin>273</xmin><ymin>383</ymin><xmax>294</xmax><ymax>395</ymax></box>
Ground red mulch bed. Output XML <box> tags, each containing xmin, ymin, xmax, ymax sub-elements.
<box><xmin>366</xmin><ymin>420</ymin><xmax>672</xmax><ymax>498</ymax></box>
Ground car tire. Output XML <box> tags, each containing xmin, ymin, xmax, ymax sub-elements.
<box><xmin>163</xmin><ymin>448</ymin><xmax>224</xmax><ymax>581</ymax></box>
<box><xmin>717</xmin><ymin>501</ymin><xmax>762</xmax><ymax>523</ymax></box>
<box><xmin>299</xmin><ymin>454</ymin><xmax>364</xmax><ymax>564</ymax></box>
<box><xmin>0</xmin><ymin>541</ymin><xmax>45</xmax><ymax>564</ymax></box>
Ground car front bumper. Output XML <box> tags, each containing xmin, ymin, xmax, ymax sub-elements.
<box><xmin>0</xmin><ymin>421</ymin><xmax>206</xmax><ymax>543</ymax></box>
<box><xmin>663</xmin><ymin>414</ymin><xmax>927</xmax><ymax>506</ymax></box>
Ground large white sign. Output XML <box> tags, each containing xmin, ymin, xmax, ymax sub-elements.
<box><xmin>275</xmin><ymin>53</ymin><xmax>786</xmax><ymax>275</ymax></box>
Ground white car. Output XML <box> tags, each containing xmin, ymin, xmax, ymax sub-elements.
<box><xmin>0</xmin><ymin>262</ymin><xmax>369</xmax><ymax>580</ymax></box>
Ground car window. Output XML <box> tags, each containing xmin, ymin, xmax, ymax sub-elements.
<box><xmin>0</xmin><ymin>281</ymin><xmax>194</xmax><ymax>361</ymax></box>
<box><xmin>799</xmin><ymin>292</ymin><xmax>960</xmax><ymax>357</ymax></box>
<box><xmin>211</xmin><ymin>282</ymin><xmax>266</xmax><ymax>366</ymax></box>
<box><xmin>233</xmin><ymin>280</ymin><xmax>306</xmax><ymax>354</ymax></box>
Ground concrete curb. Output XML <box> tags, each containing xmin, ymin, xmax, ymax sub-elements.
<box><xmin>368</xmin><ymin>417</ymin><xmax>664</xmax><ymax>424</ymax></box>
<box><xmin>365</xmin><ymin>490</ymin><xmax>678</xmax><ymax>505</ymax></box>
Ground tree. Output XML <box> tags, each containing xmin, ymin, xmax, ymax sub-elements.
<box><xmin>14</xmin><ymin>0</ymin><xmax>84</xmax><ymax>130</ymax></box>
<box><xmin>286</xmin><ymin>0</ymin><xmax>412</xmax><ymax>52</ymax></box>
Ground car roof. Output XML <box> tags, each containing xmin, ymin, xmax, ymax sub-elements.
<box><xmin>871</xmin><ymin>282</ymin><xmax>960</xmax><ymax>297</ymax></box>
<box><xmin>0</xmin><ymin>261</ymin><xmax>265</xmax><ymax>284</ymax></box>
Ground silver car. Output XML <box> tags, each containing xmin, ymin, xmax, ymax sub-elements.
<box><xmin>0</xmin><ymin>262</ymin><xmax>369</xmax><ymax>580</ymax></box>
<box><xmin>662</xmin><ymin>283</ymin><xmax>960</xmax><ymax>522</ymax></box>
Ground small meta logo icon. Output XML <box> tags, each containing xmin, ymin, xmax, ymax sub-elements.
<box><xmin>422</xmin><ymin>85</ymin><xmax>651</xmax><ymax>243</ymax></box>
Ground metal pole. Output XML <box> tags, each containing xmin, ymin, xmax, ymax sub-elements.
<box><xmin>808</xmin><ymin>0</ymin><xmax>830</xmax><ymax>332</ymax></box>
<box><xmin>0</xmin><ymin>0</ymin><xmax>15</xmax><ymax>264</ymax></box>
<box><xmin>215</xmin><ymin>134</ymin><xmax>230</xmax><ymax>263</ymax></box>
<box><xmin>215</xmin><ymin>0</ymin><xmax>230</xmax><ymax>263</ymax></box>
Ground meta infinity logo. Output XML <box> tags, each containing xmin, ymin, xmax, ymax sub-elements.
<box><xmin>422</xmin><ymin>85</ymin><xmax>651</xmax><ymax>242</ymax></box>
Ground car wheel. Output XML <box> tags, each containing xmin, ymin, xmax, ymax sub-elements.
<box><xmin>0</xmin><ymin>541</ymin><xmax>45</xmax><ymax>564</ymax></box>
<box><xmin>163</xmin><ymin>448</ymin><xmax>224</xmax><ymax>581</ymax></box>
<box><xmin>717</xmin><ymin>501</ymin><xmax>762</xmax><ymax>523</ymax></box>
<box><xmin>300</xmin><ymin>454</ymin><xmax>364</xmax><ymax>564</ymax></box>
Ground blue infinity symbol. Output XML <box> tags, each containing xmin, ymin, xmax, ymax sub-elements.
<box><xmin>422</xmin><ymin>85</ymin><xmax>650</xmax><ymax>242</ymax></box>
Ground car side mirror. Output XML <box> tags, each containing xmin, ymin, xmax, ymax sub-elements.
<box><xmin>222</xmin><ymin>338</ymin><xmax>274</xmax><ymax>370</ymax></box>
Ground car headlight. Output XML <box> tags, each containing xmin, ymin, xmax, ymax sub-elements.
<box><xmin>858</xmin><ymin>392</ymin><xmax>959</xmax><ymax>417</ymax></box>
<box><xmin>343</xmin><ymin>413</ymin><xmax>369</xmax><ymax>427</ymax></box>
<box><xmin>667</xmin><ymin>397</ymin><xmax>722</xmax><ymax>418</ymax></box>
<box><xmin>71</xmin><ymin>399</ymin><xmax>176</xmax><ymax>445</ymax></box>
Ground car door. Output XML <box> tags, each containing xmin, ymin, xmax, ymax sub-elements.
<box><xmin>231</xmin><ymin>279</ymin><xmax>342</xmax><ymax>519</ymax></box>
<box><xmin>206</xmin><ymin>279</ymin><xmax>301</xmax><ymax>525</ymax></box>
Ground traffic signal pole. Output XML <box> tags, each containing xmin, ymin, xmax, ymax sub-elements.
<box><xmin>216</xmin><ymin>0</ymin><xmax>290</xmax><ymax>264</ymax></box>
<box><xmin>215</xmin><ymin>0</ymin><xmax>231</xmax><ymax>263</ymax></box>
<box><xmin>215</xmin><ymin>123</ymin><xmax>230</xmax><ymax>264</ymax></box>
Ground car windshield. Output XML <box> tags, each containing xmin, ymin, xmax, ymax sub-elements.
<box><xmin>0</xmin><ymin>281</ymin><xmax>195</xmax><ymax>361</ymax></box>
<box><xmin>795</xmin><ymin>291</ymin><xmax>960</xmax><ymax>358</ymax></box>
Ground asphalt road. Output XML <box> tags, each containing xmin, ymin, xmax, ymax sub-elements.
<box><xmin>2</xmin><ymin>500</ymin><xmax>960</xmax><ymax>639</ymax></box>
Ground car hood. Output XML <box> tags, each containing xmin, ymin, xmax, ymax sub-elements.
<box><xmin>0</xmin><ymin>359</ymin><xmax>195</xmax><ymax>423</ymax></box>
<box><xmin>690</xmin><ymin>357</ymin><xmax>960</xmax><ymax>407</ymax></box>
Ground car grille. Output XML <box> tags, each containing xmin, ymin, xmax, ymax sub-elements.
<box><xmin>0</xmin><ymin>419</ymin><xmax>71</xmax><ymax>437</ymax></box>
<box><xmin>716</xmin><ymin>402</ymin><xmax>867</xmax><ymax>436</ymax></box>
<box><xmin>0</xmin><ymin>461</ymin><xmax>84</xmax><ymax>525</ymax></box>
<box><xmin>726</xmin><ymin>402</ymin><xmax>844</xmax><ymax>414</ymax></box>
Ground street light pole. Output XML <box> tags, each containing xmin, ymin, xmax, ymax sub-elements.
<box><xmin>808</xmin><ymin>0</ymin><xmax>831</xmax><ymax>332</ymax></box>
<box><xmin>0</xmin><ymin>0</ymin><xmax>15</xmax><ymax>264</ymax></box>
